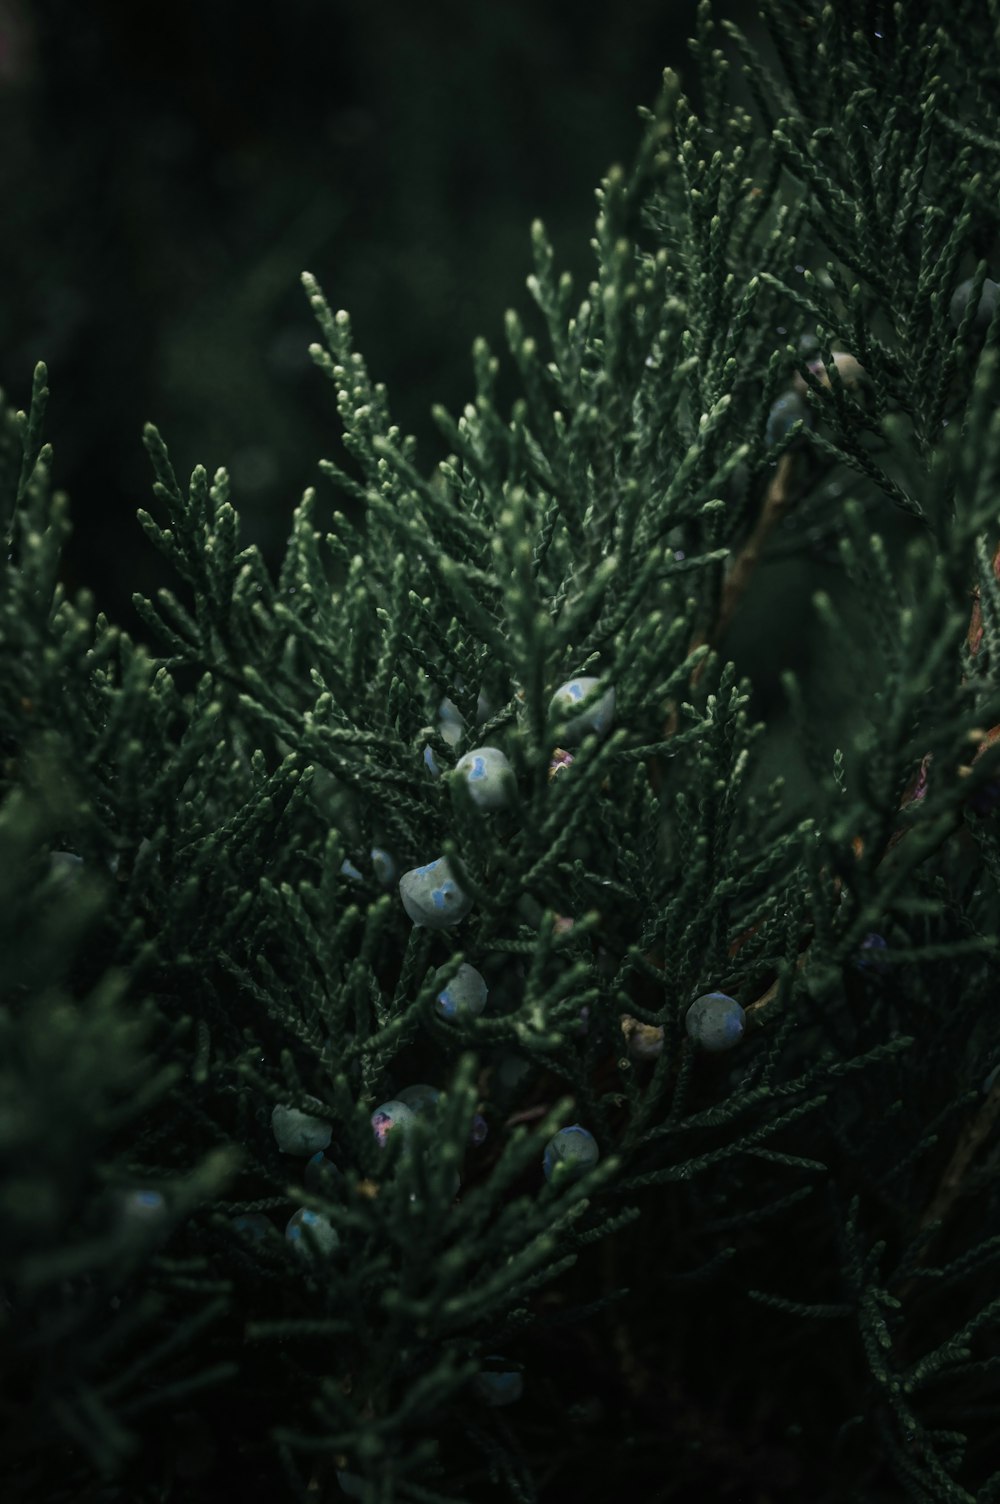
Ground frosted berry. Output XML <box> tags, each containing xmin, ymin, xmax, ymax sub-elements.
<box><xmin>285</xmin><ymin>1207</ymin><xmax>339</xmax><ymax>1257</ymax></box>
<box><xmin>542</xmin><ymin>1124</ymin><xmax>600</xmax><ymax>1183</ymax></box>
<box><xmin>272</xmin><ymin>1104</ymin><xmax>333</xmax><ymax>1156</ymax></box>
<box><xmin>371</xmin><ymin>1099</ymin><xmax>418</xmax><ymax>1149</ymax></box>
<box><xmin>120</xmin><ymin>1188</ymin><xmax>167</xmax><ymax>1226</ymax></box>
<box><xmin>48</xmin><ymin>851</ymin><xmax>84</xmax><ymax>884</ymax></box>
<box><xmin>854</xmin><ymin>933</ymin><xmax>889</xmax><ymax>973</ymax></box>
<box><xmin>949</xmin><ymin>276</ymin><xmax>999</xmax><ymax>333</ymax></box>
<box><xmin>304</xmin><ymin>1152</ymin><xmax>345</xmax><ymax>1196</ymax></box>
<box><xmin>231</xmin><ymin>1212</ymin><xmax>271</xmax><ymax>1240</ymax></box>
<box><xmin>685</xmin><ymin>992</ymin><xmax>746</xmax><ymax>1052</ymax></box>
<box><xmin>454</xmin><ymin>745</ymin><xmax>514</xmax><ymax>810</ymax></box>
<box><xmin>793</xmin><ymin>349</ymin><xmax>866</xmax><ymax>393</ymax></box>
<box><xmin>474</xmin><ymin>1362</ymin><xmax>524</xmax><ymax>1406</ymax></box>
<box><xmin>396</xmin><ymin>1083</ymin><xmax>442</xmax><ymax>1114</ymax></box>
<box><xmin>399</xmin><ymin>857</ymin><xmax>473</xmax><ymax>928</ymax></box>
<box><xmin>403</xmin><ymin>1082</ymin><xmax>484</xmax><ymax>1137</ymax></box>
<box><xmin>340</xmin><ymin>848</ymin><xmax>397</xmax><ymax>886</ymax></box>
<box><xmin>439</xmin><ymin>696</ymin><xmax>465</xmax><ymax>746</ymax></box>
<box><xmin>435</xmin><ymin>961</ymin><xmax>488</xmax><ymax>1019</ymax></box>
<box><xmin>423</xmin><ymin>745</ymin><xmax>442</xmax><ymax>777</ymax></box>
<box><xmin>400</xmin><ymin>1088</ymin><xmax>484</xmax><ymax>1143</ymax></box>
<box><xmin>765</xmin><ymin>390</ymin><xmax>812</xmax><ymax>447</ymax></box>
<box><xmin>549</xmin><ymin>677</ymin><xmax>615</xmax><ymax>743</ymax></box>
<box><xmin>336</xmin><ymin>1472</ymin><xmax>367</xmax><ymax>1500</ymax></box>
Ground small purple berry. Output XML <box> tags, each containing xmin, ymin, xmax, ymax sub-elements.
<box><xmin>968</xmin><ymin>778</ymin><xmax>1000</xmax><ymax>816</ymax></box>
<box><xmin>474</xmin><ymin>1362</ymin><xmax>524</xmax><ymax>1406</ymax></box>
<box><xmin>854</xmin><ymin>933</ymin><xmax>890</xmax><ymax>974</ymax></box>
<box><xmin>548</xmin><ymin>747</ymin><xmax>575</xmax><ymax>781</ymax></box>
<box><xmin>470</xmin><ymin>1112</ymin><xmax>489</xmax><ymax>1146</ymax></box>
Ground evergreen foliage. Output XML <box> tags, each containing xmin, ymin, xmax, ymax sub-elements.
<box><xmin>3</xmin><ymin>2</ymin><xmax>1000</xmax><ymax>1499</ymax></box>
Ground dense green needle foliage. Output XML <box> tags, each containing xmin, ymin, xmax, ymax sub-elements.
<box><xmin>4</xmin><ymin>2</ymin><xmax>1000</xmax><ymax>1500</ymax></box>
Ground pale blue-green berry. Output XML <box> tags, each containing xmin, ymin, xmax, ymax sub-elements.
<box><xmin>271</xmin><ymin>1103</ymin><xmax>333</xmax><ymax>1156</ymax></box>
<box><xmin>542</xmin><ymin>1124</ymin><xmax>600</xmax><ymax>1183</ymax></box>
<box><xmin>285</xmin><ymin>1207</ymin><xmax>339</xmax><ymax>1257</ymax></box>
<box><xmin>685</xmin><ymin>992</ymin><xmax>746</xmax><ymax>1052</ymax></box>
<box><xmin>549</xmin><ymin>676</ymin><xmax>615</xmax><ymax>744</ymax></box>
<box><xmin>304</xmin><ymin>1152</ymin><xmax>345</xmax><ymax>1196</ymax></box>
<box><xmin>341</xmin><ymin>847</ymin><xmax>396</xmax><ymax>886</ymax></box>
<box><xmin>435</xmin><ymin>961</ymin><xmax>488</xmax><ymax>1019</ymax></box>
<box><xmin>453</xmin><ymin>746</ymin><xmax>514</xmax><ymax>810</ymax></box>
<box><xmin>950</xmin><ymin>275</ymin><xmax>999</xmax><ymax>332</ymax></box>
<box><xmin>439</xmin><ymin>696</ymin><xmax>465</xmax><ymax>746</ymax></box>
<box><xmin>396</xmin><ymin>1083</ymin><xmax>442</xmax><ymax>1114</ymax></box>
<box><xmin>474</xmin><ymin>1362</ymin><xmax>524</xmax><ymax>1406</ymax></box>
<box><xmin>371</xmin><ymin>1099</ymin><xmax>418</xmax><ymax>1149</ymax></box>
<box><xmin>493</xmin><ymin>1051</ymin><xmax>532</xmax><ymax>1094</ymax></box>
<box><xmin>765</xmin><ymin>390</ymin><xmax>812</xmax><ymax>447</ymax></box>
<box><xmin>423</xmin><ymin>744</ymin><xmax>442</xmax><ymax>777</ymax></box>
<box><xmin>120</xmin><ymin>1188</ymin><xmax>167</xmax><ymax>1225</ymax></box>
<box><xmin>336</xmin><ymin>1470</ymin><xmax>367</xmax><ymax>1499</ymax></box>
<box><xmin>373</xmin><ymin>1099</ymin><xmax>458</xmax><ymax>1195</ymax></box>
<box><xmin>396</xmin><ymin>1084</ymin><xmax>486</xmax><ymax>1144</ymax></box>
<box><xmin>231</xmin><ymin>1212</ymin><xmax>271</xmax><ymax>1240</ymax></box>
<box><xmin>399</xmin><ymin>857</ymin><xmax>472</xmax><ymax>928</ymax></box>
<box><xmin>49</xmin><ymin>851</ymin><xmax>85</xmax><ymax>886</ymax></box>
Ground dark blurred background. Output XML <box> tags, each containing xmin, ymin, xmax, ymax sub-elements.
<box><xmin>0</xmin><ymin>0</ymin><xmax>758</xmax><ymax>630</ymax></box>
